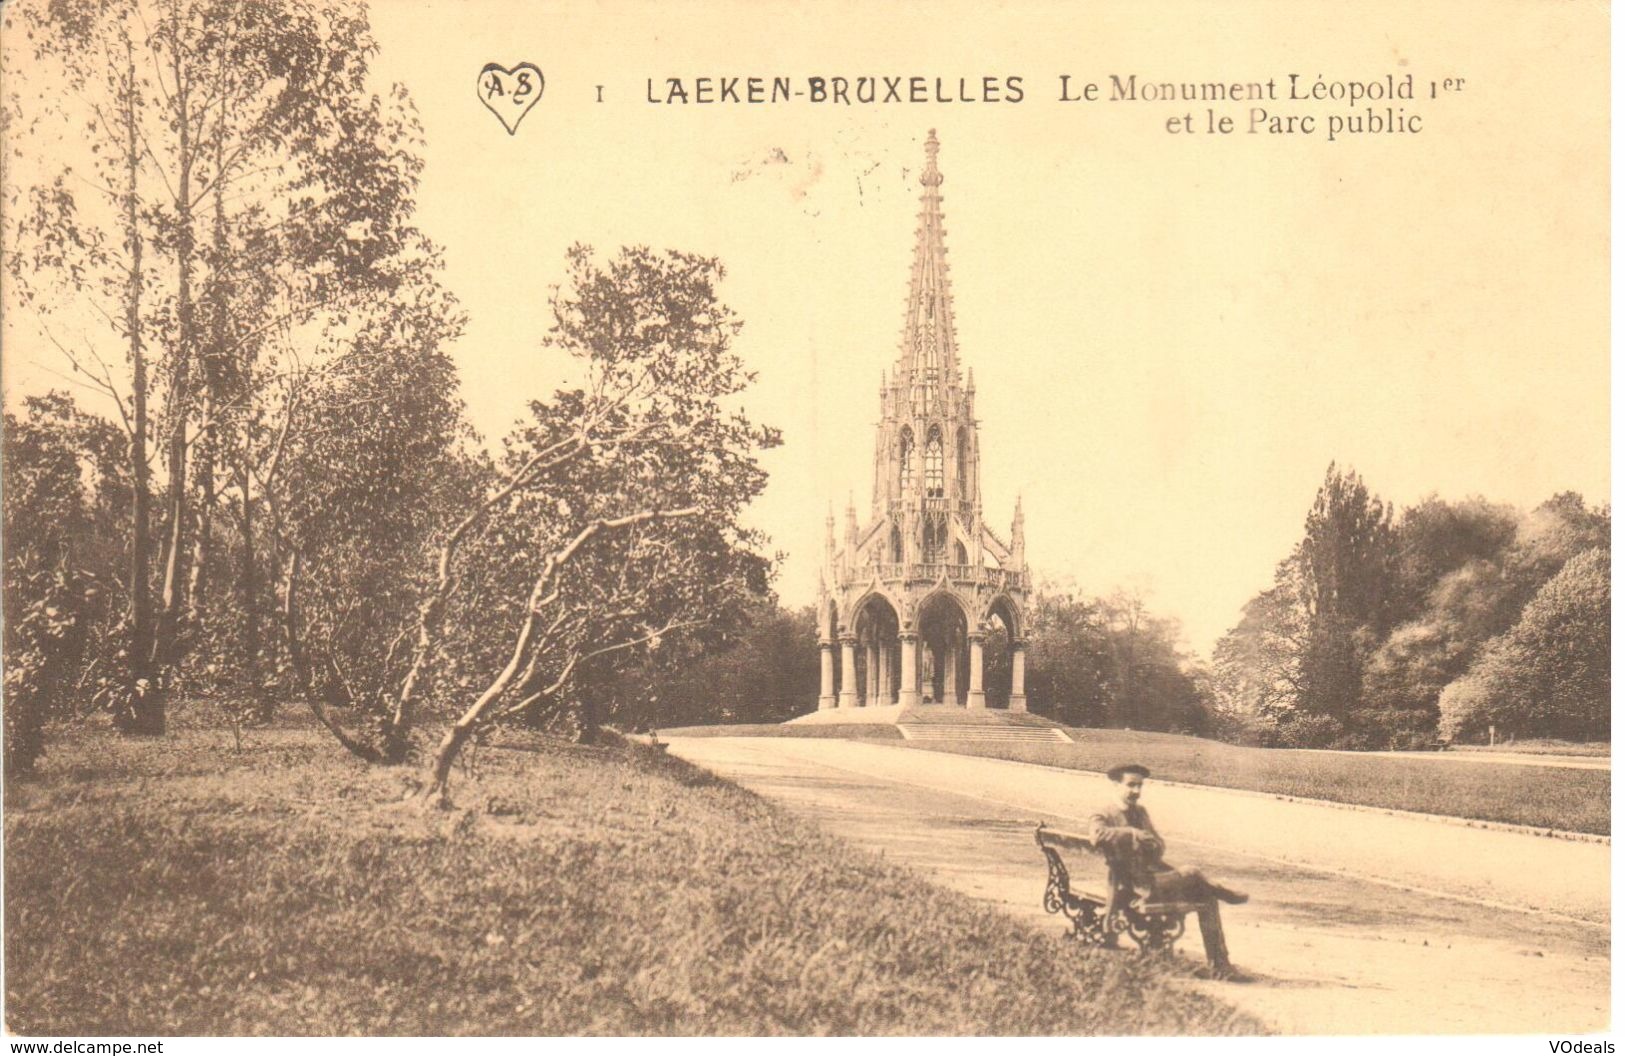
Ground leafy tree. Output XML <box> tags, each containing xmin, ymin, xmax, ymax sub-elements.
<box><xmin>3</xmin><ymin>398</ymin><xmax>87</xmax><ymax>773</ymax></box>
<box><xmin>1293</xmin><ymin>463</ymin><xmax>1394</xmax><ymax>727</ymax></box>
<box><xmin>264</xmin><ymin>242</ymin><xmax>776</xmax><ymax>794</ymax></box>
<box><xmin>1023</xmin><ymin>584</ymin><xmax>1110</xmax><ymax>727</ymax></box>
<box><xmin>6</xmin><ymin>0</ymin><xmax>162</xmax><ymax>730</ymax></box>
<box><xmin>1214</xmin><ymin>464</ymin><xmax>1392</xmax><ymax>744</ymax></box>
<box><xmin>415</xmin><ymin>246</ymin><xmax>780</xmax><ymax>801</ymax></box>
<box><xmin>1023</xmin><ymin>581</ymin><xmax>1210</xmax><ymax>734</ymax></box>
<box><xmin>1220</xmin><ymin>479</ymin><xmax>1609</xmax><ymax>749</ymax></box>
<box><xmin>5</xmin><ymin>0</ymin><xmax>433</xmax><ymax>733</ymax></box>
<box><xmin>1358</xmin><ymin>493</ymin><xmax>1607</xmax><ymax>747</ymax></box>
<box><xmin>1212</xmin><ymin>568</ymin><xmax>1305</xmax><ymax>727</ymax></box>
<box><xmin>1389</xmin><ymin>495</ymin><xmax>1520</xmax><ymax>625</ymax></box>
<box><xmin>1</xmin><ymin>394</ymin><xmax>125</xmax><ymax>772</ymax></box>
<box><xmin>1500</xmin><ymin>493</ymin><xmax>1610</xmax><ymax>602</ymax></box>
<box><xmin>1098</xmin><ymin>588</ymin><xmax>1208</xmax><ymax>731</ymax></box>
<box><xmin>275</xmin><ymin>268</ymin><xmax>474</xmax><ymax>754</ymax></box>
<box><xmin>1298</xmin><ymin>463</ymin><xmax>1395</xmax><ymax>629</ymax></box>
<box><xmin>1356</xmin><ymin>620</ymin><xmax>1464</xmax><ymax>748</ymax></box>
<box><xmin>1439</xmin><ymin>547</ymin><xmax>1609</xmax><ymax>743</ymax></box>
<box><xmin>602</xmin><ymin>602</ymin><xmax>814</xmax><ymax>729</ymax></box>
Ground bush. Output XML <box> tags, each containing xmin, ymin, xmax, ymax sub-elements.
<box><xmin>1209</xmin><ymin>709</ymin><xmax>1277</xmax><ymax>747</ymax></box>
<box><xmin>1438</xmin><ymin>548</ymin><xmax>1609</xmax><ymax>743</ymax></box>
<box><xmin>1272</xmin><ymin>712</ymin><xmax>1344</xmax><ymax>749</ymax></box>
<box><xmin>3</xmin><ymin>568</ymin><xmax>88</xmax><ymax>776</ymax></box>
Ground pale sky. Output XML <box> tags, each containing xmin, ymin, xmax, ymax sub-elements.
<box><xmin>4</xmin><ymin>0</ymin><xmax>1609</xmax><ymax>654</ymax></box>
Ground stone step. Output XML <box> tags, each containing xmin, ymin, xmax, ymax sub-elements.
<box><xmin>897</xmin><ymin>724</ymin><xmax>1072</xmax><ymax>744</ymax></box>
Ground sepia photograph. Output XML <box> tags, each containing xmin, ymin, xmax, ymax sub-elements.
<box><xmin>0</xmin><ymin>0</ymin><xmax>1610</xmax><ymax>1042</ymax></box>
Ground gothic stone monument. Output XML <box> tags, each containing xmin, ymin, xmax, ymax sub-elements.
<box><xmin>802</xmin><ymin>130</ymin><xmax>1030</xmax><ymax>722</ymax></box>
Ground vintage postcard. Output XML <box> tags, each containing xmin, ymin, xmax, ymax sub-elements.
<box><xmin>0</xmin><ymin>0</ymin><xmax>1609</xmax><ymax>1044</ymax></box>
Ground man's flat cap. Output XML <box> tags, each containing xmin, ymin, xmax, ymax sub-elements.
<box><xmin>1107</xmin><ymin>763</ymin><xmax>1151</xmax><ymax>781</ymax></box>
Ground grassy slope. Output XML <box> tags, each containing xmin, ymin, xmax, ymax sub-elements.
<box><xmin>5</xmin><ymin>721</ymin><xmax>1260</xmax><ymax>1036</ymax></box>
<box><xmin>903</xmin><ymin>729</ymin><xmax>1610</xmax><ymax>836</ymax></box>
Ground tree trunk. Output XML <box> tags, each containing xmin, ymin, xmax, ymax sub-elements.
<box><xmin>239</xmin><ymin>464</ymin><xmax>268</xmax><ymax>722</ymax></box>
<box><xmin>188</xmin><ymin>83</ymin><xmax>232</xmax><ymax>643</ymax></box>
<box><xmin>152</xmin><ymin>58</ymin><xmax>196</xmax><ymax>684</ymax></box>
<box><xmin>117</xmin><ymin>48</ymin><xmax>160</xmax><ymax>736</ymax></box>
<box><xmin>422</xmin><ymin>587</ymin><xmax>545</xmax><ymax>804</ymax></box>
<box><xmin>186</xmin><ymin>390</ymin><xmax>213</xmax><ymax>631</ymax></box>
<box><xmin>282</xmin><ymin>551</ymin><xmax>384</xmax><ymax>763</ymax></box>
<box><xmin>575</xmin><ymin>694</ymin><xmax>600</xmax><ymax>746</ymax></box>
<box><xmin>385</xmin><ymin>431</ymin><xmax>590</xmax><ymax>757</ymax></box>
<box><xmin>419</xmin><ymin>508</ymin><xmax>698</xmax><ymax>804</ymax></box>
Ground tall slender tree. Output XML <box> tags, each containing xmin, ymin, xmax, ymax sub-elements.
<box><xmin>1292</xmin><ymin>463</ymin><xmax>1394</xmax><ymax>726</ymax></box>
<box><xmin>6</xmin><ymin>0</ymin><xmax>436</xmax><ymax>731</ymax></box>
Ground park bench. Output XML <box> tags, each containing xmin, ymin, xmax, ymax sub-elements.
<box><xmin>1034</xmin><ymin>822</ymin><xmax>1204</xmax><ymax>954</ymax></box>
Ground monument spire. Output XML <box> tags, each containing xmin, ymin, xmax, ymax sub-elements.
<box><xmin>807</xmin><ymin>130</ymin><xmax>1031</xmax><ymax>720</ymax></box>
<box><xmin>898</xmin><ymin>129</ymin><xmax>959</xmax><ymax>409</ymax></box>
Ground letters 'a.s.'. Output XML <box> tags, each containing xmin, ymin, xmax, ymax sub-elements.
<box><xmin>478</xmin><ymin>62</ymin><xmax>545</xmax><ymax>135</ymax></box>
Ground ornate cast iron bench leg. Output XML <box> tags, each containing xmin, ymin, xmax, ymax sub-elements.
<box><xmin>1123</xmin><ymin>899</ymin><xmax>1193</xmax><ymax>957</ymax></box>
<box><xmin>1039</xmin><ymin>837</ymin><xmax>1112</xmax><ymax>947</ymax></box>
<box><xmin>1070</xmin><ymin>898</ymin><xmax>1108</xmax><ymax>946</ymax></box>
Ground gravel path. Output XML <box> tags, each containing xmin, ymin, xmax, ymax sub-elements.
<box><xmin>665</xmin><ymin>736</ymin><xmax>1610</xmax><ymax>1035</ymax></box>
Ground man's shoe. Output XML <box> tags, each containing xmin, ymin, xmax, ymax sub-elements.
<box><xmin>1211</xmin><ymin>884</ymin><xmax>1249</xmax><ymax>905</ymax></box>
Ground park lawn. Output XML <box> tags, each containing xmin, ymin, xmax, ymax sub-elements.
<box><xmin>904</xmin><ymin>729</ymin><xmax>1610</xmax><ymax>836</ymax></box>
<box><xmin>5</xmin><ymin>719</ymin><xmax>1261</xmax><ymax>1036</ymax></box>
<box><xmin>1449</xmin><ymin>740</ymin><xmax>1610</xmax><ymax>758</ymax></box>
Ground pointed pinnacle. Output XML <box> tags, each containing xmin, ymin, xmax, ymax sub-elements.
<box><xmin>920</xmin><ymin>129</ymin><xmax>943</xmax><ymax>188</ymax></box>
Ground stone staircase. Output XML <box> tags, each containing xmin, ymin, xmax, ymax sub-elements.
<box><xmin>896</xmin><ymin>724</ymin><xmax>1072</xmax><ymax>744</ymax></box>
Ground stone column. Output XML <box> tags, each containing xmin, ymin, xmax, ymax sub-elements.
<box><xmin>966</xmin><ymin>632</ymin><xmax>987</xmax><ymax>709</ymax></box>
<box><xmin>818</xmin><ymin>639</ymin><xmax>836</xmax><ymax>710</ymax></box>
<box><xmin>878</xmin><ymin>643</ymin><xmax>893</xmax><ymax>705</ymax></box>
<box><xmin>839</xmin><ymin>635</ymin><xmax>859</xmax><ymax>708</ymax></box>
<box><xmin>944</xmin><ymin>640</ymin><xmax>959</xmax><ymax>705</ymax></box>
<box><xmin>1009</xmin><ymin>638</ymin><xmax>1028</xmax><ymax>712</ymax></box>
<box><xmin>898</xmin><ymin>632</ymin><xmax>921</xmax><ymax>707</ymax></box>
<box><xmin>865</xmin><ymin>642</ymin><xmax>879</xmax><ymax>704</ymax></box>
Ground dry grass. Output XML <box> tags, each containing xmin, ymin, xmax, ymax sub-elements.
<box><xmin>5</xmin><ymin>718</ymin><xmax>1262</xmax><ymax>1036</ymax></box>
<box><xmin>903</xmin><ymin>728</ymin><xmax>1610</xmax><ymax>835</ymax></box>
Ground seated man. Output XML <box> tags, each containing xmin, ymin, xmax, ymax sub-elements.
<box><xmin>1087</xmin><ymin>762</ymin><xmax>1249</xmax><ymax>979</ymax></box>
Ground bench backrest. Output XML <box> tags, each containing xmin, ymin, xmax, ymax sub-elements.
<box><xmin>1034</xmin><ymin>823</ymin><xmax>1134</xmax><ymax>900</ymax></box>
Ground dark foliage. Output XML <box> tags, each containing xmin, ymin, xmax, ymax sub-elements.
<box><xmin>2</xmin><ymin>395</ymin><xmax>127</xmax><ymax>772</ymax></box>
<box><xmin>1215</xmin><ymin>468</ymin><xmax>1610</xmax><ymax>749</ymax></box>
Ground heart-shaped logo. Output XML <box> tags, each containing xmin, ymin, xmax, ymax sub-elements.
<box><xmin>477</xmin><ymin>62</ymin><xmax>545</xmax><ymax>135</ymax></box>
